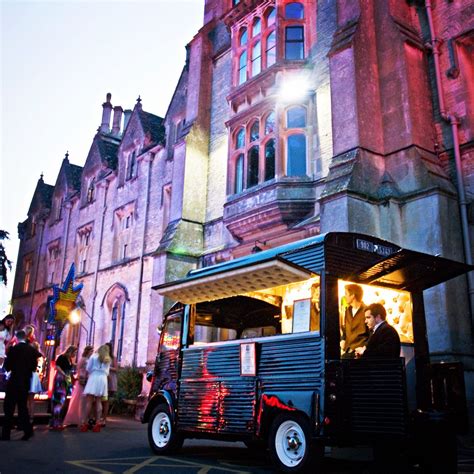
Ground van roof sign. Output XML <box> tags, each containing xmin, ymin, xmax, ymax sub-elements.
<box><xmin>355</xmin><ymin>238</ymin><xmax>397</xmax><ymax>257</ymax></box>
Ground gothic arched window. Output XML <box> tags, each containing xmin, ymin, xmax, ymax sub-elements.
<box><xmin>234</xmin><ymin>9</ymin><xmax>277</xmax><ymax>84</ymax></box>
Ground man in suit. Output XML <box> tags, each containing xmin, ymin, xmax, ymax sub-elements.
<box><xmin>341</xmin><ymin>284</ymin><xmax>370</xmax><ymax>359</ymax></box>
<box><xmin>1</xmin><ymin>329</ymin><xmax>39</xmax><ymax>441</ymax></box>
<box><xmin>355</xmin><ymin>303</ymin><xmax>401</xmax><ymax>358</ymax></box>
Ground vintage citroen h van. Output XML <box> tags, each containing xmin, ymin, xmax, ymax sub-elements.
<box><xmin>142</xmin><ymin>233</ymin><xmax>471</xmax><ymax>472</ymax></box>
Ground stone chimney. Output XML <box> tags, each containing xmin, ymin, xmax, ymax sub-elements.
<box><xmin>100</xmin><ymin>93</ymin><xmax>113</xmax><ymax>133</ymax></box>
<box><xmin>123</xmin><ymin>109</ymin><xmax>132</xmax><ymax>132</ymax></box>
<box><xmin>112</xmin><ymin>105</ymin><xmax>123</xmax><ymax>135</ymax></box>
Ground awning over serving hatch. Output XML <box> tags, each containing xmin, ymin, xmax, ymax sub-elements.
<box><xmin>155</xmin><ymin>257</ymin><xmax>312</xmax><ymax>304</ymax></box>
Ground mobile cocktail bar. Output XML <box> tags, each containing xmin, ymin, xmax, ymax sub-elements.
<box><xmin>143</xmin><ymin>232</ymin><xmax>471</xmax><ymax>472</ymax></box>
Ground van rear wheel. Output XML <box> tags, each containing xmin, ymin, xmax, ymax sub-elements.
<box><xmin>148</xmin><ymin>403</ymin><xmax>183</xmax><ymax>454</ymax></box>
<box><xmin>268</xmin><ymin>413</ymin><xmax>318</xmax><ymax>472</ymax></box>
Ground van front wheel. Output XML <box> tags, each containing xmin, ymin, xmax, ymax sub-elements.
<box><xmin>268</xmin><ymin>413</ymin><xmax>316</xmax><ymax>472</ymax></box>
<box><xmin>148</xmin><ymin>404</ymin><xmax>183</xmax><ymax>454</ymax></box>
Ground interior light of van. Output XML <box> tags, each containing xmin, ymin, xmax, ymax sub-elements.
<box><xmin>338</xmin><ymin>280</ymin><xmax>414</xmax><ymax>343</ymax></box>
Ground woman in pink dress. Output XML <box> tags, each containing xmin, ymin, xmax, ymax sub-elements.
<box><xmin>64</xmin><ymin>345</ymin><xmax>94</xmax><ymax>426</ymax></box>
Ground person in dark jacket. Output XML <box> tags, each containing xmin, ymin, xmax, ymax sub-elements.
<box><xmin>355</xmin><ymin>303</ymin><xmax>401</xmax><ymax>359</ymax></box>
<box><xmin>1</xmin><ymin>330</ymin><xmax>40</xmax><ymax>441</ymax></box>
<box><xmin>341</xmin><ymin>284</ymin><xmax>370</xmax><ymax>359</ymax></box>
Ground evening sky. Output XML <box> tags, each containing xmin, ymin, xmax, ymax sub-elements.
<box><xmin>0</xmin><ymin>0</ymin><xmax>204</xmax><ymax>314</ymax></box>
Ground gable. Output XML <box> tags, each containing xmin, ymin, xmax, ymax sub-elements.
<box><xmin>28</xmin><ymin>179</ymin><xmax>54</xmax><ymax>216</ymax></box>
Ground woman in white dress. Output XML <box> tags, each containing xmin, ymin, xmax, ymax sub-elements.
<box><xmin>81</xmin><ymin>344</ymin><xmax>111</xmax><ymax>432</ymax></box>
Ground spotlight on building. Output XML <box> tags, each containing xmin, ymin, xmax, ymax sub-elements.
<box><xmin>69</xmin><ymin>308</ymin><xmax>81</xmax><ymax>325</ymax></box>
<box><xmin>278</xmin><ymin>74</ymin><xmax>311</xmax><ymax>103</ymax></box>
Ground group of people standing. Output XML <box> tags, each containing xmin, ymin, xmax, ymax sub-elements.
<box><xmin>1</xmin><ymin>318</ymin><xmax>42</xmax><ymax>441</ymax></box>
<box><xmin>0</xmin><ymin>312</ymin><xmax>117</xmax><ymax>440</ymax></box>
<box><xmin>49</xmin><ymin>342</ymin><xmax>117</xmax><ymax>432</ymax></box>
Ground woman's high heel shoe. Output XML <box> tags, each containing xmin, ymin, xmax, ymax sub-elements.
<box><xmin>92</xmin><ymin>423</ymin><xmax>101</xmax><ymax>432</ymax></box>
<box><xmin>79</xmin><ymin>423</ymin><xmax>89</xmax><ymax>432</ymax></box>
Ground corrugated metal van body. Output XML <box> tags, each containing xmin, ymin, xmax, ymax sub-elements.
<box><xmin>177</xmin><ymin>335</ymin><xmax>324</xmax><ymax>435</ymax></box>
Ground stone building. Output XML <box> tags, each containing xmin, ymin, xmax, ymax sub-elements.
<box><xmin>12</xmin><ymin>95</ymin><xmax>167</xmax><ymax>367</ymax></box>
<box><xmin>12</xmin><ymin>0</ymin><xmax>473</xmax><ymax>395</ymax></box>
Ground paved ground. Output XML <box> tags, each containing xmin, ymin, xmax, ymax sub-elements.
<box><xmin>0</xmin><ymin>416</ymin><xmax>473</xmax><ymax>473</ymax></box>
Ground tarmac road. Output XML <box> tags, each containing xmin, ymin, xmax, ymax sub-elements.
<box><xmin>1</xmin><ymin>416</ymin><xmax>473</xmax><ymax>474</ymax></box>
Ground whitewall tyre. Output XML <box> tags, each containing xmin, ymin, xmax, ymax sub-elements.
<box><xmin>268</xmin><ymin>413</ymin><xmax>317</xmax><ymax>473</ymax></box>
<box><xmin>147</xmin><ymin>404</ymin><xmax>183</xmax><ymax>455</ymax></box>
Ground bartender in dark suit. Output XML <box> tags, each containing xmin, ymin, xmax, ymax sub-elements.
<box><xmin>355</xmin><ymin>303</ymin><xmax>401</xmax><ymax>358</ymax></box>
<box><xmin>1</xmin><ymin>329</ymin><xmax>40</xmax><ymax>441</ymax></box>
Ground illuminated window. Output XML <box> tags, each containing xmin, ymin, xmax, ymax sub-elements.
<box><xmin>337</xmin><ymin>280</ymin><xmax>414</xmax><ymax>347</ymax></box>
